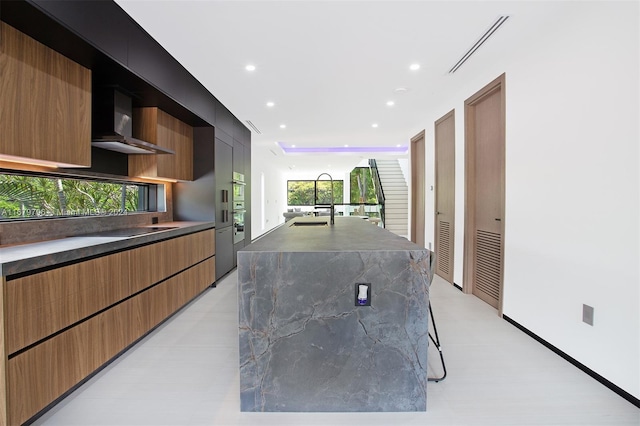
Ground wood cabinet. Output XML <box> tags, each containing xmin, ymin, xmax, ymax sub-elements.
<box><xmin>130</xmin><ymin>107</ymin><xmax>194</xmax><ymax>181</ymax></box>
<box><xmin>0</xmin><ymin>22</ymin><xmax>91</xmax><ymax>167</ymax></box>
<box><xmin>4</xmin><ymin>252</ymin><xmax>129</xmax><ymax>355</ymax></box>
<box><xmin>1</xmin><ymin>228</ymin><xmax>215</xmax><ymax>425</ymax></box>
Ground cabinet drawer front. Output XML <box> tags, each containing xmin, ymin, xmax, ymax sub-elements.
<box><xmin>128</xmin><ymin>229</ymin><xmax>215</xmax><ymax>293</ymax></box>
<box><xmin>131</xmin><ymin>256</ymin><xmax>215</xmax><ymax>337</ymax></box>
<box><xmin>7</xmin><ymin>297</ymin><xmax>135</xmax><ymax>426</ymax></box>
<box><xmin>5</xmin><ymin>252</ymin><xmax>129</xmax><ymax>354</ymax></box>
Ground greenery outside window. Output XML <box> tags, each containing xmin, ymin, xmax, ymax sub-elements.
<box><xmin>0</xmin><ymin>172</ymin><xmax>150</xmax><ymax>220</ymax></box>
<box><xmin>350</xmin><ymin>167</ymin><xmax>377</xmax><ymax>204</ymax></box>
<box><xmin>287</xmin><ymin>180</ymin><xmax>344</xmax><ymax>206</ymax></box>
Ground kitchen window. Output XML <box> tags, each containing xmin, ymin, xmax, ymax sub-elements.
<box><xmin>0</xmin><ymin>172</ymin><xmax>151</xmax><ymax>220</ymax></box>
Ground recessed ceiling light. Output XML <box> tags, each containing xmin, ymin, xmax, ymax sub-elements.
<box><xmin>280</xmin><ymin>124</ymin><xmax>286</xmax><ymax>129</ymax></box>
<box><xmin>266</xmin><ymin>101</ymin><xmax>275</xmax><ymax>107</ymax></box>
<box><xmin>344</xmin><ymin>144</ymin><xmax>349</xmax><ymax>147</ymax></box>
<box><xmin>372</xmin><ymin>123</ymin><xmax>379</xmax><ymax>128</ymax></box>
<box><xmin>386</xmin><ymin>101</ymin><xmax>395</xmax><ymax>107</ymax></box>
<box><xmin>409</xmin><ymin>63</ymin><xmax>420</xmax><ymax>71</ymax></box>
<box><xmin>291</xmin><ymin>144</ymin><xmax>296</xmax><ymax>148</ymax></box>
<box><xmin>245</xmin><ymin>64</ymin><xmax>256</xmax><ymax>71</ymax></box>
<box><xmin>395</xmin><ymin>87</ymin><xmax>409</xmax><ymax>93</ymax></box>
<box><xmin>396</xmin><ymin>144</ymin><xmax>401</xmax><ymax>147</ymax></box>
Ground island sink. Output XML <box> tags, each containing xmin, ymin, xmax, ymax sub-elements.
<box><xmin>289</xmin><ymin>221</ymin><xmax>328</xmax><ymax>227</ymax></box>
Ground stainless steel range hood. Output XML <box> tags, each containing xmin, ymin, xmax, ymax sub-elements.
<box><xmin>92</xmin><ymin>90</ymin><xmax>174</xmax><ymax>155</ymax></box>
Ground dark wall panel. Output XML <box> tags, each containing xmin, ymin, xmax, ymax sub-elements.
<box><xmin>30</xmin><ymin>0</ymin><xmax>131</xmax><ymax>66</ymax></box>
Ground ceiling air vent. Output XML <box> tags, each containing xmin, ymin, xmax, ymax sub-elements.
<box><xmin>449</xmin><ymin>15</ymin><xmax>510</xmax><ymax>74</ymax></box>
<box><xmin>245</xmin><ymin>120</ymin><xmax>262</xmax><ymax>134</ymax></box>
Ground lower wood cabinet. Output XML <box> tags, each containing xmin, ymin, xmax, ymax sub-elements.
<box><xmin>1</xmin><ymin>229</ymin><xmax>215</xmax><ymax>425</ymax></box>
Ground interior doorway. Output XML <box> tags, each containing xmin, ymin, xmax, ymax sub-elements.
<box><xmin>463</xmin><ymin>74</ymin><xmax>506</xmax><ymax>313</ymax></box>
<box><xmin>434</xmin><ymin>110</ymin><xmax>455</xmax><ymax>284</ymax></box>
<box><xmin>410</xmin><ymin>130</ymin><xmax>426</xmax><ymax>247</ymax></box>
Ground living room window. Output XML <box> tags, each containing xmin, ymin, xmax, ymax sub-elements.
<box><xmin>287</xmin><ymin>180</ymin><xmax>344</xmax><ymax>206</ymax></box>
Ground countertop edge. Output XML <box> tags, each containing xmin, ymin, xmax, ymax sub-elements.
<box><xmin>1</xmin><ymin>221</ymin><xmax>215</xmax><ymax>277</ymax></box>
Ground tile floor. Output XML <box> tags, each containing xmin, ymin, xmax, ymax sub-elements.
<box><xmin>33</xmin><ymin>272</ymin><xmax>639</xmax><ymax>425</ymax></box>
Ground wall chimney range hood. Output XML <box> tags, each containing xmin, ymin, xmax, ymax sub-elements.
<box><xmin>92</xmin><ymin>89</ymin><xmax>174</xmax><ymax>155</ymax></box>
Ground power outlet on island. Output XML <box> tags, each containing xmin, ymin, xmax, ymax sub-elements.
<box><xmin>355</xmin><ymin>283</ymin><xmax>371</xmax><ymax>306</ymax></box>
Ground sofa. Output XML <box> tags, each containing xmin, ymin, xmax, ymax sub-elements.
<box><xmin>283</xmin><ymin>208</ymin><xmax>305</xmax><ymax>221</ymax></box>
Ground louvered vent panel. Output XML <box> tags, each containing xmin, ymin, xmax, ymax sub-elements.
<box><xmin>438</xmin><ymin>221</ymin><xmax>450</xmax><ymax>275</ymax></box>
<box><xmin>474</xmin><ymin>229</ymin><xmax>501</xmax><ymax>301</ymax></box>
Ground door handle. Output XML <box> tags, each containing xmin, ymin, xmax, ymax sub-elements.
<box><xmin>495</xmin><ymin>218</ymin><xmax>501</xmax><ymax>221</ymax></box>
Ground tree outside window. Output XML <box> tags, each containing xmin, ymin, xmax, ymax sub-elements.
<box><xmin>287</xmin><ymin>180</ymin><xmax>344</xmax><ymax>206</ymax></box>
<box><xmin>0</xmin><ymin>173</ymin><xmax>147</xmax><ymax>219</ymax></box>
<box><xmin>350</xmin><ymin>167</ymin><xmax>377</xmax><ymax>204</ymax></box>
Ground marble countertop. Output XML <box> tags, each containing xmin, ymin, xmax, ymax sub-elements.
<box><xmin>242</xmin><ymin>216</ymin><xmax>424</xmax><ymax>253</ymax></box>
<box><xmin>0</xmin><ymin>221</ymin><xmax>215</xmax><ymax>276</ymax></box>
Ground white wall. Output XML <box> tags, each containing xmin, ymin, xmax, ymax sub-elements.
<box><xmin>252</xmin><ymin>1</ymin><xmax>639</xmax><ymax>399</ymax></box>
<box><xmin>251</xmin><ymin>155</ymin><xmax>287</xmax><ymax>239</ymax></box>
<box><xmin>421</xmin><ymin>2</ymin><xmax>639</xmax><ymax>398</ymax></box>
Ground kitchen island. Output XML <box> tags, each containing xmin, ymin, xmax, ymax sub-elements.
<box><xmin>237</xmin><ymin>216</ymin><xmax>433</xmax><ymax>412</ymax></box>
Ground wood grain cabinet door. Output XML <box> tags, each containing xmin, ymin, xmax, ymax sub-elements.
<box><xmin>4</xmin><ymin>252</ymin><xmax>129</xmax><ymax>355</ymax></box>
<box><xmin>0</xmin><ymin>22</ymin><xmax>91</xmax><ymax>167</ymax></box>
<box><xmin>130</xmin><ymin>107</ymin><xmax>193</xmax><ymax>181</ymax></box>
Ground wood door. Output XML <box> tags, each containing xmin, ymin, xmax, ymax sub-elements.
<box><xmin>463</xmin><ymin>74</ymin><xmax>505</xmax><ymax>312</ymax></box>
<box><xmin>434</xmin><ymin>110</ymin><xmax>455</xmax><ymax>284</ymax></box>
<box><xmin>410</xmin><ymin>130</ymin><xmax>426</xmax><ymax>247</ymax></box>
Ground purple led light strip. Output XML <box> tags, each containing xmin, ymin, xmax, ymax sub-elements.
<box><xmin>277</xmin><ymin>142</ymin><xmax>408</xmax><ymax>154</ymax></box>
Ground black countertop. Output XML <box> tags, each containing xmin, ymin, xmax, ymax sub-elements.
<box><xmin>242</xmin><ymin>216</ymin><xmax>425</xmax><ymax>253</ymax></box>
<box><xmin>0</xmin><ymin>221</ymin><xmax>215</xmax><ymax>276</ymax></box>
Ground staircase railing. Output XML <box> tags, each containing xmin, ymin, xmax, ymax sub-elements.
<box><xmin>368</xmin><ymin>159</ymin><xmax>385</xmax><ymax>227</ymax></box>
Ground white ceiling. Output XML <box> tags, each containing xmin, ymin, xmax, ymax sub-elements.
<box><xmin>115</xmin><ymin>0</ymin><xmax>574</xmax><ymax>174</ymax></box>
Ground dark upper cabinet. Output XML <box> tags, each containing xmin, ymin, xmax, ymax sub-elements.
<box><xmin>215</xmin><ymin>102</ymin><xmax>235</xmax><ymax>138</ymax></box>
<box><xmin>30</xmin><ymin>0</ymin><xmax>131</xmax><ymax>66</ymax></box>
<box><xmin>233</xmin><ymin>140</ymin><xmax>244</xmax><ymax>175</ymax></box>
<box><xmin>183</xmin><ymin>76</ymin><xmax>216</xmax><ymax>126</ymax></box>
<box><xmin>234</xmin><ymin>116</ymin><xmax>251</xmax><ymax>143</ymax></box>
<box><xmin>127</xmin><ymin>30</ymin><xmax>185</xmax><ymax>103</ymax></box>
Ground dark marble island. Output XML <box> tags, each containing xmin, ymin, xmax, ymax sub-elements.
<box><xmin>237</xmin><ymin>217</ymin><xmax>434</xmax><ymax>412</ymax></box>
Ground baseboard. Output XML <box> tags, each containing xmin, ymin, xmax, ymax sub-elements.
<box><xmin>503</xmin><ymin>315</ymin><xmax>640</xmax><ymax>409</ymax></box>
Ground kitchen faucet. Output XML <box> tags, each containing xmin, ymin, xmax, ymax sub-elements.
<box><xmin>316</xmin><ymin>173</ymin><xmax>335</xmax><ymax>225</ymax></box>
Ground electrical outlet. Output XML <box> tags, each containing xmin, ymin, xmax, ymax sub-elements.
<box><xmin>152</xmin><ymin>216</ymin><xmax>159</xmax><ymax>224</ymax></box>
<box><xmin>582</xmin><ymin>304</ymin><xmax>594</xmax><ymax>326</ymax></box>
<box><xmin>355</xmin><ymin>283</ymin><xmax>371</xmax><ymax>306</ymax></box>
